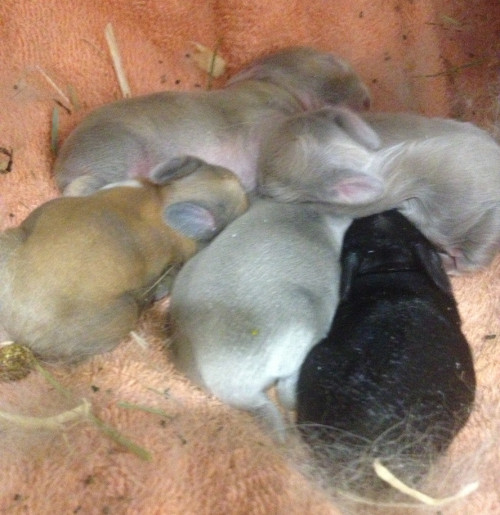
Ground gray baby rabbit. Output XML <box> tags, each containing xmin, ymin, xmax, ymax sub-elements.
<box><xmin>169</xmin><ymin>198</ymin><xmax>353</xmax><ymax>440</ymax></box>
<box><xmin>258</xmin><ymin>107</ymin><xmax>500</xmax><ymax>274</ymax></box>
<box><xmin>54</xmin><ymin>47</ymin><xmax>370</xmax><ymax>196</ymax></box>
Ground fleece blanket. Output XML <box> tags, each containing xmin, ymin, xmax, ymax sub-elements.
<box><xmin>0</xmin><ymin>1</ymin><xmax>499</xmax><ymax>513</ymax></box>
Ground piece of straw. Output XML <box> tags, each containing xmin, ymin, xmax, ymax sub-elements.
<box><xmin>139</xmin><ymin>264</ymin><xmax>175</xmax><ymax>300</ymax></box>
<box><xmin>105</xmin><ymin>22</ymin><xmax>132</xmax><ymax>98</ymax></box>
<box><xmin>190</xmin><ymin>41</ymin><xmax>226</xmax><ymax>79</ymax></box>
<box><xmin>33</xmin><ymin>65</ymin><xmax>72</xmax><ymax>108</ymax></box>
<box><xmin>88</xmin><ymin>412</ymin><xmax>152</xmax><ymax>461</ymax></box>
<box><xmin>0</xmin><ymin>399</ymin><xmax>91</xmax><ymax>430</ymax></box>
<box><xmin>413</xmin><ymin>58</ymin><xmax>490</xmax><ymax>78</ymax></box>
<box><xmin>373</xmin><ymin>458</ymin><xmax>479</xmax><ymax>506</ymax></box>
<box><xmin>130</xmin><ymin>331</ymin><xmax>149</xmax><ymax>349</ymax></box>
<box><xmin>118</xmin><ymin>401</ymin><xmax>175</xmax><ymax>420</ymax></box>
<box><xmin>1</xmin><ymin>360</ymin><xmax>153</xmax><ymax>461</ymax></box>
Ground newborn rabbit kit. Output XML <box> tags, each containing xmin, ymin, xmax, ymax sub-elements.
<box><xmin>54</xmin><ymin>47</ymin><xmax>371</xmax><ymax>197</ymax></box>
<box><xmin>0</xmin><ymin>157</ymin><xmax>247</xmax><ymax>363</ymax></box>
<box><xmin>169</xmin><ymin>198</ymin><xmax>353</xmax><ymax>440</ymax></box>
<box><xmin>258</xmin><ymin>107</ymin><xmax>500</xmax><ymax>274</ymax></box>
<box><xmin>297</xmin><ymin>210</ymin><xmax>476</xmax><ymax>492</ymax></box>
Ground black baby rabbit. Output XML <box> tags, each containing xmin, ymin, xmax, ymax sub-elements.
<box><xmin>296</xmin><ymin>209</ymin><xmax>476</xmax><ymax>493</ymax></box>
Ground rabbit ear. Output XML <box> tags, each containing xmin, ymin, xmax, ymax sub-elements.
<box><xmin>149</xmin><ymin>156</ymin><xmax>206</xmax><ymax>184</ymax></box>
<box><xmin>163</xmin><ymin>202</ymin><xmax>217</xmax><ymax>241</ymax></box>
<box><xmin>330</xmin><ymin>108</ymin><xmax>381</xmax><ymax>150</ymax></box>
<box><xmin>339</xmin><ymin>249</ymin><xmax>361</xmax><ymax>301</ymax></box>
<box><xmin>412</xmin><ymin>242</ymin><xmax>453</xmax><ymax>296</ymax></box>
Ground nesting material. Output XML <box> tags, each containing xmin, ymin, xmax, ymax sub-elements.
<box><xmin>372</xmin><ymin>459</ymin><xmax>479</xmax><ymax>507</ymax></box>
<box><xmin>104</xmin><ymin>22</ymin><xmax>132</xmax><ymax>99</ymax></box>
<box><xmin>0</xmin><ymin>342</ymin><xmax>35</xmax><ymax>381</ymax></box>
<box><xmin>190</xmin><ymin>42</ymin><xmax>226</xmax><ymax>78</ymax></box>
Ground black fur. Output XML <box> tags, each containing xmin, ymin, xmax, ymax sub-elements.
<box><xmin>296</xmin><ymin>210</ymin><xmax>476</xmax><ymax>490</ymax></box>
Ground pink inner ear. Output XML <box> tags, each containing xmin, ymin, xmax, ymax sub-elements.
<box><xmin>329</xmin><ymin>175</ymin><xmax>384</xmax><ymax>205</ymax></box>
<box><xmin>189</xmin><ymin>206</ymin><xmax>217</xmax><ymax>233</ymax></box>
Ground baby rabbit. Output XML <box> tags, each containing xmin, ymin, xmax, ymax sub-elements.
<box><xmin>296</xmin><ymin>210</ymin><xmax>476</xmax><ymax>490</ymax></box>
<box><xmin>0</xmin><ymin>157</ymin><xmax>247</xmax><ymax>363</ymax></box>
<box><xmin>54</xmin><ymin>47</ymin><xmax>370</xmax><ymax>196</ymax></box>
<box><xmin>169</xmin><ymin>198</ymin><xmax>352</xmax><ymax>440</ymax></box>
<box><xmin>258</xmin><ymin>107</ymin><xmax>500</xmax><ymax>274</ymax></box>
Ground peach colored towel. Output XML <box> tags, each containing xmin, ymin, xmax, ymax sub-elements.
<box><xmin>1</xmin><ymin>1</ymin><xmax>499</xmax><ymax>513</ymax></box>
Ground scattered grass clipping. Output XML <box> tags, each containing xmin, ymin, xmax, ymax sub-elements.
<box><xmin>88</xmin><ymin>412</ymin><xmax>152</xmax><ymax>461</ymax></box>
<box><xmin>33</xmin><ymin>65</ymin><xmax>72</xmax><ymax>109</ymax></box>
<box><xmin>51</xmin><ymin>106</ymin><xmax>60</xmax><ymax>156</ymax></box>
<box><xmin>118</xmin><ymin>401</ymin><xmax>175</xmax><ymax>421</ymax></box>
<box><xmin>0</xmin><ymin>346</ymin><xmax>152</xmax><ymax>461</ymax></box>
